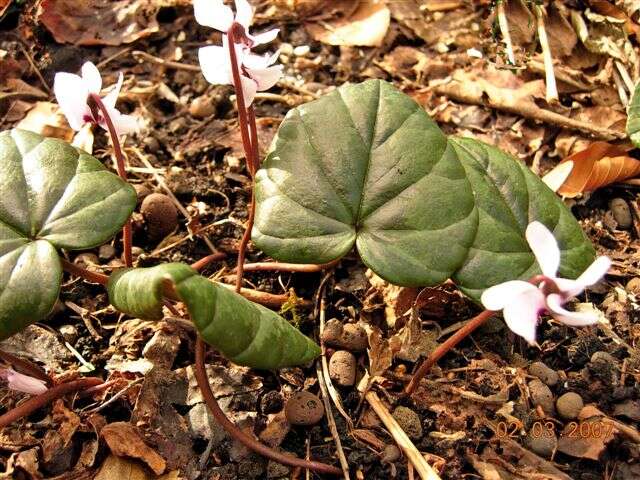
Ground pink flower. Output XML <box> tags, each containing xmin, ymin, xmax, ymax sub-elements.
<box><xmin>194</xmin><ymin>0</ymin><xmax>283</xmax><ymax>107</ymax></box>
<box><xmin>54</xmin><ymin>61</ymin><xmax>138</xmax><ymax>136</ymax></box>
<box><xmin>193</xmin><ymin>0</ymin><xmax>279</xmax><ymax>47</ymax></box>
<box><xmin>481</xmin><ymin>221</ymin><xmax>611</xmax><ymax>344</ymax></box>
<box><xmin>0</xmin><ymin>368</ymin><xmax>47</xmax><ymax>395</ymax></box>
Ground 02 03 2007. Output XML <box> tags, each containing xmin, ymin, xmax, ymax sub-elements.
<box><xmin>496</xmin><ymin>420</ymin><xmax>615</xmax><ymax>439</ymax></box>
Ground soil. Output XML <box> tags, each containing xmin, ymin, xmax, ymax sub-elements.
<box><xmin>0</xmin><ymin>1</ymin><xmax>639</xmax><ymax>480</ymax></box>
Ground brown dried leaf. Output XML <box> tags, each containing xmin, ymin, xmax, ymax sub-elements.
<box><xmin>306</xmin><ymin>0</ymin><xmax>390</xmax><ymax>47</ymax></box>
<box><xmin>15</xmin><ymin>101</ymin><xmax>74</xmax><ymax>141</ymax></box>
<box><xmin>543</xmin><ymin>141</ymin><xmax>640</xmax><ymax>197</ymax></box>
<box><xmin>364</xmin><ymin>325</ymin><xmax>393</xmax><ymax>380</ymax></box>
<box><xmin>101</xmin><ymin>422</ymin><xmax>166</xmax><ymax>475</ymax></box>
<box><xmin>38</xmin><ymin>0</ymin><xmax>160</xmax><ymax>46</ymax></box>
<box><xmin>388</xmin><ymin>308</ymin><xmax>437</xmax><ymax>363</ymax></box>
<box><xmin>95</xmin><ymin>455</ymin><xmax>182</xmax><ymax>480</ymax></box>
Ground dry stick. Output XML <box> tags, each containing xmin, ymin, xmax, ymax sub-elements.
<box><xmin>88</xmin><ymin>93</ymin><xmax>133</xmax><ymax>267</ymax></box>
<box><xmin>0</xmin><ymin>377</ymin><xmax>104</xmax><ymax>428</ymax></box>
<box><xmin>497</xmin><ymin>0</ymin><xmax>516</xmax><ymax>65</ymax></box>
<box><xmin>0</xmin><ymin>350</ymin><xmax>51</xmax><ymax>385</ymax></box>
<box><xmin>534</xmin><ymin>4</ymin><xmax>559</xmax><ymax>104</ymax></box>
<box><xmin>234</xmin><ymin>259</ymin><xmax>339</xmax><ymax>273</ymax></box>
<box><xmin>194</xmin><ymin>338</ymin><xmax>342</xmax><ymax>476</ymax></box>
<box><xmin>365</xmin><ymin>391</ymin><xmax>442</xmax><ymax>480</ymax></box>
<box><xmin>404</xmin><ymin>310</ymin><xmax>495</xmax><ymax>396</ymax></box>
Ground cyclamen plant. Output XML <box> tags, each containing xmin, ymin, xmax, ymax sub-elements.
<box><xmin>0</xmin><ymin>0</ymin><xmax>624</xmax><ymax>475</ymax></box>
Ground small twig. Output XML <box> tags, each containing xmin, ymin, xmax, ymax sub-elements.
<box><xmin>405</xmin><ymin>310</ymin><xmax>495</xmax><ymax>396</ymax></box>
<box><xmin>194</xmin><ymin>337</ymin><xmax>342</xmax><ymax>475</ymax></box>
<box><xmin>132</xmin><ymin>50</ymin><xmax>201</xmax><ymax>72</ymax></box>
<box><xmin>83</xmin><ymin>377</ymin><xmax>144</xmax><ymax>413</ymax></box>
<box><xmin>534</xmin><ymin>4</ymin><xmax>559</xmax><ymax>104</ymax></box>
<box><xmin>61</xmin><ymin>257</ymin><xmax>109</xmax><ymax>286</ymax></box>
<box><xmin>0</xmin><ymin>378</ymin><xmax>104</xmax><ymax>428</ymax></box>
<box><xmin>365</xmin><ymin>391</ymin><xmax>442</xmax><ymax>480</ymax></box>
<box><xmin>235</xmin><ymin>259</ymin><xmax>339</xmax><ymax>273</ymax></box>
<box><xmin>17</xmin><ymin>42</ymin><xmax>51</xmax><ymax>95</ymax></box>
<box><xmin>0</xmin><ymin>350</ymin><xmax>51</xmax><ymax>385</ymax></box>
<box><xmin>88</xmin><ymin>93</ymin><xmax>133</xmax><ymax>267</ymax></box>
<box><xmin>497</xmin><ymin>0</ymin><xmax>516</xmax><ymax>65</ymax></box>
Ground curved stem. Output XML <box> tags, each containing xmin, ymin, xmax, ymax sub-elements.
<box><xmin>194</xmin><ymin>337</ymin><xmax>342</xmax><ymax>476</ymax></box>
<box><xmin>234</xmin><ymin>259</ymin><xmax>339</xmax><ymax>274</ymax></box>
<box><xmin>235</xmin><ymin>187</ymin><xmax>255</xmax><ymax>293</ymax></box>
<box><xmin>88</xmin><ymin>93</ymin><xmax>133</xmax><ymax>267</ymax></box>
<box><xmin>61</xmin><ymin>257</ymin><xmax>109</xmax><ymax>285</ymax></box>
<box><xmin>0</xmin><ymin>377</ymin><xmax>104</xmax><ymax>428</ymax></box>
<box><xmin>191</xmin><ymin>252</ymin><xmax>227</xmax><ymax>272</ymax></box>
<box><xmin>405</xmin><ymin>310</ymin><xmax>495</xmax><ymax>396</ymax></box>
<box><xmin>247</xmin><ymin>105</ymin><xmax>260</xmax><ymax>173</ymax></box>
<box><xmin>0</xmin><ymin>350</ymin><xmax>52</xmax><ymax>385</ymax></box>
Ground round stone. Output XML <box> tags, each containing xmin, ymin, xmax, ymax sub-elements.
<box><xmin>284</xmin><ymin>391</ymin><xmax>324</xmax><ymax>426</ymax></box>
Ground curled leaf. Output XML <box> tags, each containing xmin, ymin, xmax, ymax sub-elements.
<box><xmin>107</xmin><ymin>263</ymin><xmax>320</xmax><ymax>369</ymax></box>
<box><xmin>542</xmin><ymin>141</ymin><xmax>640</xmax><ymax>197</ymax></box>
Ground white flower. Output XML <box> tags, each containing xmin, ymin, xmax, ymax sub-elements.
<box><xmin>194</xmin><ymin>0</ymin><xmax>279</xmax><ymax>47</ymax></box>
<box><xmin>481</xmin><ymin>221</ymin><xmax>611</xmax><ymax>344</ymax></box>
<box><xmin>0</xmin><ymin>368</ymin><xmax>47</xmax><ymax>395</ymax></box>
<box><xmin>199</xmin><ymin>36</ymin><xmax>283</xmax><ymax>106</ymax></box>
<box><xmin>54</xmin><ymin>61</ymin><xmax>138</xmax><ymax>136</ymax></box>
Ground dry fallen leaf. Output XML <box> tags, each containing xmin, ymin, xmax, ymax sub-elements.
<box><xmin>306</xmin><ymin>0</ymin><xmax>390</xmax><ymax>47</ymax></box>
<box><xmin>101</xmin><ymin>422</ymin><xmax>166</xmax><ymax>475</ymax></box>
<box><xmin>15</xmin><ymin>101</ymin><xmax>74</xmax><ymax>141</ymax></box>
<box><xmin>38</xmin><ymin>0</ymin><xmax>160</xmax><ymax>46</ymax></box>
<box><xmin>542</xmin><ymin>141</ymin><xmax>640</xmax><ymax>197</ymax></box>
<box><xmin>95</xmin><ymin>455</ymin><xmax>181</xmax><ymax>480</ymax></box>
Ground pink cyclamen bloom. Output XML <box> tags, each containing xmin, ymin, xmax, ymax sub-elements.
<box><xmin>481</xmin><ymin>221</ymin><xmax>611</xmax><ymax>344</ymax></box>
<box><xmin>54</xmin><ymin>61</ymin><xmax>138</xmax><ymax>136</ymax></box>
<box><xmin>193</xmin><ymin>0</ymin><xmax>279</xmax><ymax>47</ymax></box>
<box><xmin>0</xmin><ymin>368</ymin><xmax>47</xmax><ymax>395</ymax></box>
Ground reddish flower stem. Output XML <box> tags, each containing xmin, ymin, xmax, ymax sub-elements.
<box><xmin>235</xmin><ymin>187</ymin><xmax>255</xmax><ymax>293</ymax></box>
<box><xmin>190</xmin><ymin>252</ymin><xmax>227</xmax><ymax>272</ymax></box>
<box><xmin>247</xmin><ymin>105</ymin><xmax>260</xmax><ymax>173</ymax></box>
<box><xmin>60</xmin><ymin>257</ymin><xmax>109</xmax><ymax>285</ymax></box>
<box><xmin>194</xmin><ymin>337</ymin><xmax>342</xmax><ymax>476</ymax></box>
<box><xmin>0</xmin><ymin>350</ymin><xmax>52</xmax><ymax>385</ymax></box>
<box><xmin>0</xmin><ymin>377</ymin><xmax>104</xmax><ymax>428</ymax></box>
<box><xmin>88</xmin><ymin>93</ymin><xmax>133</xmax><ymax>267</ymax></box>
<box><xmin>404</xmin><ymin>309</ymin><xmax>496</xmax><ymax>396</ymax></box>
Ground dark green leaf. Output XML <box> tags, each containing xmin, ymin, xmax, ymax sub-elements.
<box><xmin>253</xmin><ymin>80</ymin><xmax>595</xmax><ymax>301</ymax></box>
<box><xmin>627</xmin><ymin>80</ymin><xmax>640</xmax><ymax>148</ymax></box>
<box><xmin>108</xmin><ymin>264</ymin><xmax>320</xmax><ymax>369</ymax></box>
<box><xmin>0</xmin><ymin>129</ymin><xmax>136</xmax><ymax>339</ymax></box>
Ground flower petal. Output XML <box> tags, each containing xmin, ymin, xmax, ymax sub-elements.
<box><xmin>247</xmin><ymin>64</ymin><xmax>283</xmax><ymax>91</ymax></box>
<box><xmin>102</xmin><ymin>72</ymin><xmax>123</xmax><ymax>110</ymax></box>
<box><xmin>194</xmin><ymin>0</ymin><xmax>234</xmax><ymax>31</ymax></box>
<box><xmin>240</xmin><ymin>74</ymin><xmax>258</xmax><ymax>107</ymax></box>
<box><xmin>526</xmin><ymin>221</ymin><xmax>560</xmax><ymax>277</ymax></box>
<box><xmin>250</xmin><ymin>28</ymin><xmax>279</xmax><ymax>46</ymax></box>
<box><xmin>234</xmin><ymin>0</ymin><xmax>253</xmax><ymax>28</ymax></box>
<box><xmin>198</xmin><ymin>45</ymin><xmax>233</xmax><ymax>85</ymax></box>
<box><xmin>243</xmin><ymin>50</ymin><xmax>279</xmax><ymax>70</ymax></box>
<box><xmin>481</xmin><ymin>280</ymin><xmax>538</xmax><ymax>311</ymax></box>
<box><xmin>105</xmin><ymin>108</ymin><xmax>139</xmax><ymax>136</ymax></box>
<box><xmin>0</xmin><ymin>368</ymin><xmax>47</xmax><ymax>395</ymax></box>
<box><xmin>547</xmin><ymin>294</ymin><xmax>599</xmax><ymax>326</ymax></box>
<box><xmin>502</xmin><ymin>288</ymin><xmax>546</xmax><ymax>344</ymax></box>
<box><xmin>54</xmin><ymin>72</ymin><xmax>91</xmax><ymax>131</ymax></box>
<box><xmin>81</xmin><ymin>62</ymin><xmax>102</xmax><ymax>93</ymax></box>
<box><xmin>555</xmin><ymin>256</ymin><xmax>611</xmax><ymax>298</ymax></box>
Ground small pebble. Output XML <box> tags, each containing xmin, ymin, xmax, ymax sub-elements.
<box><xmin>143</xmin><ymin>136</ymin><xmax>160</xmax><ymax>153</ymax></box>
<box><xmin>610</xmin><ymin>198</ymin><xmax>633</xmax><ymax>229</ymax></box>
<box><xmin>279</xmin><ymin>42</ymin><xmax>294</xmax><ymax>55</ymax></box>
<box><xmin>189</xmin><ymin>95</ymin><xmax>216</xmax><ymax>118</ymax></box>
<box><xmin>340</xmin><ymin>323</ymin><xmax>368</xmax><ymax>351</ymax></box>
<box><xmin>525</xmin><ymin>431</ymin><xmax>557</xmax><ymax>457</ymax></box>
<box><xmin>380</xmin><ymin>444</ymin><xmax>401</xmax><ymax>463</ymax></box>
<box><xmin>328</xmin><ymin>350</ymin><xmax>356</xmax><ymax>386</ymax></box>
<box><xmin>556</xmin><ymin>392</ymin><xmax>584</xmax><ymax>420</ymax></box>
<box><xmin>284</xmin><ymin>391</ymin><xmax>324</xmax><ymax>426</ymax></box>
<box><xmin>590</xmin><ymin>351</ymin><xmax>615</xmax><ymax>364</ymax></box>
<box><xmin>141</xmin><ymin>193</ymin><xmax>179</xmax><ymax>241</ymax></box>
<box><xmin>392</xmin><ymin>406</ymin><xmax>422</xmax><ymax>440</ymax></box>
<box><xmin>528</xmin><ymin>379</ymin><xmax>556</xmax><ymax>416</ymax></box>
<box><xmin>529</xmin><ymin>361</ymin><xmax>559</xmax><ymax>386</ymax></box>
<box><xmin>293</xmin><ymin>45</ymin><xmax>310</xmax><ymax>56</ymax></box>
<box><xmin>59</xmin><ymin>324</ymin><xmax>78</xmax><ymax>344</ymax></box>
<box><xmin>98</xmin><ymin>244</ymin><xmax>116</xmax><ymax>261</ymax></box>
<box><xmin>74</xmin><ymin>252</ymin><xmax>99</xmax><ymax>268</ymax></box>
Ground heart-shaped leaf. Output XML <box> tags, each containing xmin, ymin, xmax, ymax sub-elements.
<box><xmin>108</xmin><ymin>263</ymin><xmax>320</xmax><ymax>369</ymax></box>
<box><xmin>253</xmin><ymin>80</ymin><xmax>595</xmax><ymax>301</ymax></box>
<box><xmin>0</xmin><ymin>129</ymin><xmax>136</xmax><ymax>339</ymax></box>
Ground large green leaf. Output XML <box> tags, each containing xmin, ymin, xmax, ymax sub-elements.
<box><xmin>108</xmin><ymin>263</ymin><xmax>320</xmax><ymax>369</ymax></box>
<box><xmin>253</xmin><ymin>80</ymin><xmax>595</xmax><ymax>301</ymax></box>
<box><xmin>627</xmin><ymin>80</ymin><xmax>640</xmax><ymax>148</ymax></box>
<box><xmin>0</xmin><ymin>129</ymin><xmax>136</xmax><ymax>339</ymax></box>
